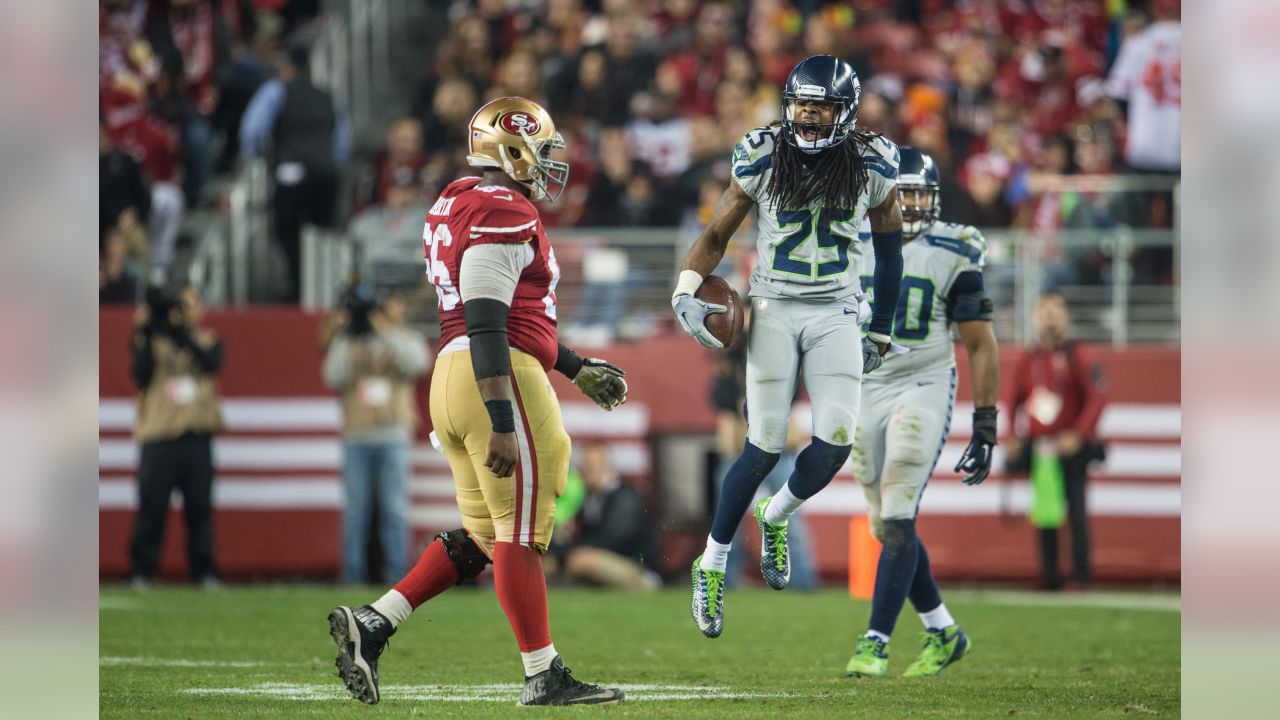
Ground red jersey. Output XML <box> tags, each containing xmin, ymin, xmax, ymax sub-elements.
<box><xmin>1006</xmin><ymin>341</ymin><xmax>1108</xmax><ymax>440</ymax></box>
<box><xmin>424</xmin><ymin>177</ymin><xmax>561</xmax><ymax>370</ymax></box>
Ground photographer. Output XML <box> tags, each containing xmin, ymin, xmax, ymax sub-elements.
<box><xmin>129</xmin><ymin>285</ymin><xmax>224</xmax><ymax>590</ymax></box>
<box><xmin>323</xmin><ymin>287</ymin><xmax>429</xmax><ymax>584</ymax></box>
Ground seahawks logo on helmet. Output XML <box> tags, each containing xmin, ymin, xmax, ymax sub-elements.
<box><xmin>781</xmin><ymin>55</ymin><xmax>861</xmax><ymax>154</ymax></box>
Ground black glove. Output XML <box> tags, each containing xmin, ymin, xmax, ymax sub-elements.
<box><xmin>955</xmin><ymin>406</ymin><xmax>998</xmax><ymax>486</ymax></box>
<box><xmin>862</xmin><ymin>334</ymin><xmax>889</xmax><ymax>374</ymax></box>
<box><xmin>573</xmin><ymin>358</ymin><xmax>628</xmax><ymax>411</ymax></box>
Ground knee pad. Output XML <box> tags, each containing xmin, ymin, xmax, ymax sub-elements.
<box><xmin>880</xmin><ymin>518</ymin><xmax>917</xmax><ymax>552</ymax></box>
<box><xmin>435</xmin><ymin>529</ymin><xmax>492</xmax><ymax>581</ymax></box>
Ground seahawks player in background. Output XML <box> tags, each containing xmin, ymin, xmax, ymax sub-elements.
<box><xmin>671</xmin><ymin>55</ymin><xmax>905</xmax><ymax>638</ymax></box>
<box><xmin>845</xmin><ymin>147</ymin><xmax>998</xmax><ymax>678</ymax></box>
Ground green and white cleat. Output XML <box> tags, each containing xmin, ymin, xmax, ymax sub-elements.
<box><xmin>845</xmin><ymin>635</ymin><xmax>889</xmax><ymax>678</ymax></box>
<box><xmin>903</xmin><ymin>626</ymin><xmax>970</xmax><ymax>678</ymax></box>
<box><xmin>690</xmin><ymin>555</ymin><xmax>725</xmax><ymax>638</ymax></box>
<box><xmin>753</xmin><ymin>498</ymin><xmax>790</xmax><ymax>590</ymax></box>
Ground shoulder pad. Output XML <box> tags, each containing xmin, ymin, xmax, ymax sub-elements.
<box><xmin>859</xmin><ymin>135</ymin><xmax>899</xmax><ymax>180</ymax></box>
<box><xmin>924</xmin><ymin>224</ymin><xmax>987</xmax><ymax>265</ymax></box>
<box><xmin>464</xmin><ymin>190</ymin><xmax>539</xmax><ymax>244</ymax></box>
<box><xmin>732</xmin><ymin>126</ymin><xmax>778</xmax><ymax>179</ymax></box>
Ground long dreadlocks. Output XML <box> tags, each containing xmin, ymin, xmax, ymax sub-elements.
<box><xmin>763</xmin><ymin>125</ymin><xmax>885</xmax><ymax>212</ymax></box>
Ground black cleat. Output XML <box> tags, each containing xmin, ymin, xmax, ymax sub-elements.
<box><xmin>518</xmin><ymin>656</ymin><xmax>625</xmax><ymax>706</ymax></box>
<box><xmin>328</xmin><ymin>605</ymin><xmax>395</xmax><ymax>704</ymax></box>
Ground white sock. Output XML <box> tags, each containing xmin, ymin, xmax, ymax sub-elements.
<box><xmin>700</xmin><ymin>537</ymin><xmax>732</xmax><ymax>572</ymax></box>
<box><xmin>521</xmin><ymin>643</ymin><xmax>558</xmax><ymax>677</ymax></box>
<box><xmin>370</xmin><ymin>589</ymin><xmax>412</xmax><ymax>628</ymax></box>
<box><xmin>764</xmin><ymin>484</ymin><xmax>804</xmax><ymax>525</ymax></box>
<box><xmin>919</xmin><ymin>604</ymin><xmax>955</xmax><ymax>631</ymax></box>
<box><xmin>866</xmin><ymin>629</ymin><xmax>891</xmax><ymax>644</ymax></box>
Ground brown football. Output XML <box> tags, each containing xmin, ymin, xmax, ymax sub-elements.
<box><xmin>694</xmin><ymin>274</ymin><xmax>745</xmax><ymax>349</ymax></box>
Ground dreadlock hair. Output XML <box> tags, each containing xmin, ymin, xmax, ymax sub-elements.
<box><xmin>764</xmin><ymin>124</ymin><xmax>885</xmax><ymax>212</ymax></box>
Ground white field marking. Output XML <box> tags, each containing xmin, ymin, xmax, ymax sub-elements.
<box><xmin>944</xmin><ymin>589</ymin><xmax>1181</xmax><ymax>613</ymax></box>
<box><xmin>179</xmin><ymin>682</ymin><xmax>844</xmax><ymax>703</ymax></box>
<box><xmin>101</xmin><ymin>657</ymin><xmax>277</xmax><ymax>668</ymax></box>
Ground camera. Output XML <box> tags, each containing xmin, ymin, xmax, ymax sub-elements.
<box><xmin>341</xmin><ymin>283</ymin><xmax>380</xmax><ymax>336</ymax></box>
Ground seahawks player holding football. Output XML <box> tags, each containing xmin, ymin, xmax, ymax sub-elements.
<box><xmin>672</xmin><ymin>55</ymin><xmax>905</xmax><ymax>638</ymax></box>
<box><xmin>845</xmin><ymin>146</ymin><xmax>998</xmax><ymax>678</ymax></box>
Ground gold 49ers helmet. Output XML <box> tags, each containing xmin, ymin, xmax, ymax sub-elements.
<box><xmin>465</xmin><ymin>97</ymin><xmax>569</xmax><ymax>202</ymax></box>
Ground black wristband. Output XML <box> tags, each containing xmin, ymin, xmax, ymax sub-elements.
<box><xmin>484</xmin><ymin>400</ymin><xmax>516</xmax><ymax>433</ymax></box>
<box><xmin>554</xmin><ymin>343</ymin><xmax>584</xmax><ymax>380</ymax></box>
<box><xmin>973</xmin><ymin>406</ymin><xmax>998</xmax><ymax>444</ymax></box>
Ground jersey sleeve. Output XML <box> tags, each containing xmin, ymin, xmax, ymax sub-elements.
<box><xmin>862</xmin><ymin>136</ymin><xmax>900</xmax><ymax>209</ymax></box>
<box><xmin>731</xmin><ymin>127</ymin><xmax>777</xmax><ymax>203</ymax></box>
<box><xmin>464</xmin><ymin>195</ymin><xmax>539</xmax><ymax>246</ymax></box>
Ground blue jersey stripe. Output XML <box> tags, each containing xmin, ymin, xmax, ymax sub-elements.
<box><xmin>734</xmin><ymin>153</ymin><xmax>773</xmax><ymax>178</ymax></box>
<box><xmin>863</xmin><ymin>156</ymin><xmax>898</xmax><ymax>180</ymax></box>
<box><xmin>924</xmin><ymin>235</ymin><xmax>982</xmax><ymax>262</ymax></box>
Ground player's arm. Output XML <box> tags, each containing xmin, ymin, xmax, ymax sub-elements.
<box><xmin>863</xmin><ymin>186</ymin><xmax>905</xmax><ymax>370</ymax></box>
<box><xmin>552</xmin><ymin>343</ymin><xmax>628</xmax><ymax>411</ymax></box>
<box><xmin>671</xmin><ymin>181</ymin><xmax>754</xmax><ymax>349</ymax></box>
<box><xmin>950</xmin><ymin>264</ymin><xmax>1000</xmax><ymax>485</ymax></box>
<box><xmin>460</xmin><ymin>242</ymin><xmax>535</xmax><ymax>478</ymax></box>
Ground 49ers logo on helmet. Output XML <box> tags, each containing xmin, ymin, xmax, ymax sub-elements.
<box><xmin>498</xmin><ymin>111</ymin><xmax>540</xmax><ymax>136</ymax></box>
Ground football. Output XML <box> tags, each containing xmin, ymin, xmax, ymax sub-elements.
<box><xmin>694</xmin><ymin>274</ymin><xmax>744</xmax><ymax>349</ymax></box>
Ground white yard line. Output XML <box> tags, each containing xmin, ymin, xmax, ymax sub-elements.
<box><xmin>179</xmin><ymin>682</ymin><xmax>849</xmax><ymax>702</ymax></box>
<box><xmin>101</xmin><ymin>657</ymin><xmax>276</xmax><ymax>668</ymax></box>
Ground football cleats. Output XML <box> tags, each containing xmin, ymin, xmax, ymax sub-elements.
<box><xmin>781</xmin><ymin>55</ymin><xmax>861</xmax><ymax>154</ymax></box>
<box><xmin>897</xmin><ymin>146</ymin><xmax>941</xmax><ymax>239</ymax></box>
<box><xmin>465</xmin><ymin>97</ymin><xmax>569</xmax><ymax>202</ymax></box>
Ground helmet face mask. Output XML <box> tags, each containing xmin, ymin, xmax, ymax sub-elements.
<box><xmin>466</xmin><ymin>97</ymin><xmax>570</xmax><ymax>202</ymax></box>
<box><xmin>898</xmin><ymin>183</ymin><xmax>940</xmax><ymax>238</ymax></box>
<box><xmin>781</xmin><ymin>56</ymin><xmax>861</xmax><ymax>154</ymax></box>
<box><xmin>896</xmin><ymin>146</ymin><xmax>941</xmax><ymax>239</ymax></box>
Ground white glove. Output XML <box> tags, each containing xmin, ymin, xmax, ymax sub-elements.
<box><xmin>672</xmin><ymin>294</ymin><xmax>727</xmax><ymax>349</ymax></box>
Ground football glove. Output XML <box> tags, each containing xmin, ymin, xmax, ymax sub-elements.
<box><xmin>672</xmin><ymin>294</ymin><xmax>727</xmax><ymax>349</ymax></box>
<box><xmin>573</xmin><ymin>358</ymin><xmax>628</xmax><ymax>411</ymax></box>
<box><xmin>862</xmin><ymin>333</ymin><xmax>891</xmax><ymax>374</ymax></box>
<box><xmin>955</xmin><ymin>406</ymin><xmax>998</xmax><ymax>485</ymax></box>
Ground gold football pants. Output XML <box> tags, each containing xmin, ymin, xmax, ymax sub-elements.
<box><xmin>429</xmin><ymin>349</ymin><xmax>569</xmax><ymax>554</ymax></box>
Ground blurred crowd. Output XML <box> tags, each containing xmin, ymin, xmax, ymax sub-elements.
<box><xmin>99</xmin><ymin>0</ymin><xmax>325</xmax><ymax>300</ymax></box>
<box><xmin>391</xmin><ymin>0</ymin><xmax>1179</xmax><ymax>235</ymax></box>
<box><xmin>101</xmin><ymin>0</ymin><xmax>1182</xmax><ymax>306</ymax></box>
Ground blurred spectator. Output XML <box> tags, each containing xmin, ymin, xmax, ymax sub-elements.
<box><xmin>664</xmin><ymin>1</ymin><xmax>735</xmax><ymax>117</ymax></box>
<box><xmin>100</xmin><ymin>120</ymin><xmax>152</xmax><ymax>269</ymax></box>
<box><xmin>146</xmin><ymin>0</ymin><xmax>232</xmax><ymax>207</ymax></box>
<box><xmin>323</xmin><ymin>287</ymin><xmax>430</xmax><ymax>584</ymax></box>
<box><xmin>594</xmin><ymin>11</ymin><xmax>659</xmax><ymax>124</ymax></box>
<box><xmin>129</xmin><ymin>285</ymin><xmax>224</xmax><ymax>590</ymax></box>
<box><xmin>549</xmin><ymin>444</ymin><xmax>659</xmax><ymax>590</ymax></box>
<box><xmin>1005</xmin><ymin>292</ymin><xmax>1108</xmax><ymax>591</ymax></box>
<box><xmin>212</xmin><ymin>10</ymin><xmax>281</xmax><ymax>171</ymax></box>
<box><xmin>108</xmin><ymin>102</ymin><xmax>184</xmax><ymax>278</ymax></box>
<box><xmin>363</xmin><ymin>118</ymin><xmax>426</xmax><ymax>210</ymax></box>
<box><xmin>240</xmin><ymin>45</ymin><xmax>351</xmax><ymax>302</ymax></box>
<box><xmin>420</xmin><ymin>76</ymin><xmax>479</xmax><ymax>156</ymax></box>
<box><xmin>100</xmin><ymin>229</ymin><xmax>143</xmax><ymax>306</ymax></box>
<box><xmin>1106</xmin><ymin>1</ymin><xmax>1181</xmax><ymax>173</ymax></box>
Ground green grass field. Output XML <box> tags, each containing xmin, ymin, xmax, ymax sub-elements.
<box><xmin>100</xmin><ymin>585</ymin><xmax>1179</xmax><ymax>718</ymax></box>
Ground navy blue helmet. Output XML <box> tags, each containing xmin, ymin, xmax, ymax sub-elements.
<box><xmin>897</xmin><ymin>146</ymin><xmax>940</xmax><ymax>238</ymax></box>
<box><xmin>781</xmin><ymin>55</ymin><xmax>861</xmax><ymax>153</ymax></box>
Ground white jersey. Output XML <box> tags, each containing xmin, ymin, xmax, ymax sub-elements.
<box><xmin>859</xmin><ymin>219</ymin><xmax>987</xmax><ymax>383</ymax></box>
<box><xmin>1106</xmin><ymin>20</ymin><xmax>1181</xmax><ymax>171</ymax></box>
<box><xmin>733</xmin><ymin>126</ymin><xmax>900</xmax><ymax>301</ymax></box>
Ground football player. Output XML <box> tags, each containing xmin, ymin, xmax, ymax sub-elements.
<box><xmin>672</xmin><ymin>55</ymin><xmax>905</xmax><ymax>638</ymax></box>
<box><xmin>844</xmin><ymin>146</ymin><xmax>998</xmax><ymax>678</ymax></box>
<box><xmin>328</xmin><ymin>97</ymin><xmax>628</xmax><ymax>706</ymax></box>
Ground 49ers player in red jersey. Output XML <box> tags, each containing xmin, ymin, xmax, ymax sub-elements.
<box><xmin>328</xmin><ymin>97</ymin><xmax>628</xmax><ymax>707</ymax></box>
